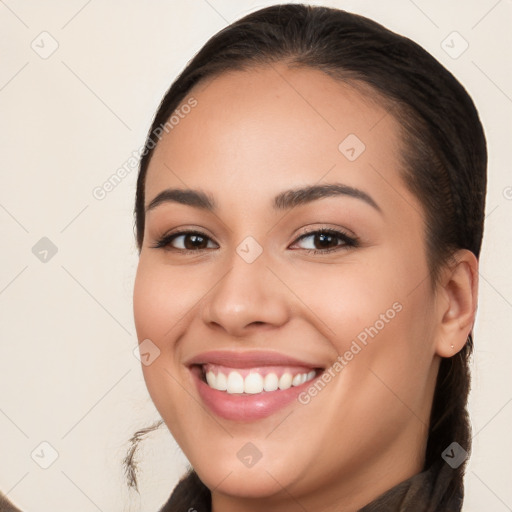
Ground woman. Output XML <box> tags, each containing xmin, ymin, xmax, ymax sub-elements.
<box><xmin>130</xmin><ymin>4</ymin><xmax>486</xmax><ymax>511</ymax></box>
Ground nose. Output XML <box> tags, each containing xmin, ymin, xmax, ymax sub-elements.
<box><xmin>200</xmin><ymin>248</ymin><xmax>290</xmax><ymax>337</ymax></box>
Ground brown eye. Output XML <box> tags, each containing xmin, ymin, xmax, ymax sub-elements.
<box><xmin>152</xmin><ymin>231</ymin><xmax>218</xmax><ymax>251</ymax></box>
<box><xmin>291</xmin><ymin>229</ymin><xmax>358</xmax><ymax>254</ymax></box>
<box><xmin>179</xmin><ymin>233</ymin><xmax>209</xmax><ymax>250</ymax></box>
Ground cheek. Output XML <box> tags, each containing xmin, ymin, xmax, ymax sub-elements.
<box><xmin>132</xmin><ymin>261</ymin><xmax>200</xmax><ymax>452</ymax></box>
<box><xmin>133</xmin><ymin>254</ymin><xmax>201</xmax><ymax>342</ymax></box>
<box><xmin>132</xmin><ymin>258</ymin><xmax>193</xmax><ymax>411</ymax></box>
<box><xmin>317</xmin><ymin>262</ymin><xmax>436</xmax><ymax>425</ymax></box>
<box><xmin>288</xmin><ymin>247</ymin><xmax>436</xmax><ymax>381</ymax></box>
<box><xmin>285</xmin><ymin>259</ymin><xmax>408</xmax><ymax>342</ymax></box>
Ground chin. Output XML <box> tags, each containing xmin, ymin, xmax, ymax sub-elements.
<box><xmin>199</xmin><ymin>466</ymin><xmax>286</xmax><ymax>499</ymax></box>
<box><xmin>189</xmin><ymin>445</ymin><xmax>307</xmax><ymax>500</ymax></box>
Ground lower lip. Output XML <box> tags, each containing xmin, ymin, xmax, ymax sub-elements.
<box><xmin>190</xmin><ymin>366</ymin><xmax>320</xmax><ymax>422</ymax></box>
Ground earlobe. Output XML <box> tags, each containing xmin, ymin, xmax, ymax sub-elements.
<box><xmin>435</xmin><ymin>249</ymin><xmax>479</xmax><ymax>358</ymax></box>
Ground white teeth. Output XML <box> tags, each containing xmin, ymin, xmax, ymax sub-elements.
<box><xmin>226</xmin><ymin>371</ymin><xmax>244</xmax><ymax>394</ymax></box>
<box><xmin>263</xmin><ymin>373</ymin><xmax>279</xmax><ymax>391</ymax></box>
<box><xmin>206</xmin><ymin>370</ymin><xmax>216</xmax><ymax>388</ymax></box>
<box><xmin>244</xmin><ymin>373</ymin><xmax>264</xmax><ymax>394</ymax></box>
<box><xmin>216</xmin><ymin>372</ymin><xmax>227</xmax><ymax>391</ymax></box>
<box><xmin>204</xmin><ymin>367</ymin><xmax>318</xmax><ymax>394</ymax></box>
<box><xmin>292</xmin><ymin>373</ymin><xmax>303</xmax><ymax>386</ymax></box>
<box><xmin>279</xmin><ymin>373</ymin><xmax>292</xmax><ymax>390</ymax></box>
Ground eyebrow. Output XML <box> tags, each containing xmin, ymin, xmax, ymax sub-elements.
<box><xmin>273</xmin><ymin>183</ymin><xmax>381</xmax><ymax>212</ymax></box>
<box><xmin>145</xmin><ymin>183</ymin><xmax>381</xmax><ymax>213</ymax></box>
<box><xmin>146</xmin><ymin>188</ymin><xmax>215</xmax><ymax>212</ymax></box>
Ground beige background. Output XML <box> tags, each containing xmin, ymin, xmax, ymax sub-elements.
<box><xmin>0</xmin><ymin>1</ymin><xmax>511</xmax><ymax>510</ymax></box>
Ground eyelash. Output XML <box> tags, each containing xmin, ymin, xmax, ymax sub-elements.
<box><xmin>151</xmin><ymin>227</ymin><xmax>359</xmax><ymax>255</ymax></box>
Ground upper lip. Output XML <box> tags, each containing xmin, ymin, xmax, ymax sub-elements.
<box><xmin>185</xmin><ymin>350</ymin><xmax>324</xmax><ymax>369</ymax></box>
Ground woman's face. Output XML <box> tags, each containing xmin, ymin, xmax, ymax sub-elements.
<box><xmin>133</xmin><ymin>64</ymin><xmax>443</xmax><ymax>508</ymax></box>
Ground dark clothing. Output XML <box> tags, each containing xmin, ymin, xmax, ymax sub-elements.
<box><xmin>160</xmin><ymin>462</ymin><xmax>462</xmax><ymax>511</ymax></box>
<box><xmin>360</xmin><ymin>462</ymin><xmax>462</xmax><ymax>511</ymax></box>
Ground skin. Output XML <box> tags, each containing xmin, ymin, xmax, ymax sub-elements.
<box><xmin>133</xmin><ymin>63</ymin><xmax>478</xmax><ymax>512</ymax></box>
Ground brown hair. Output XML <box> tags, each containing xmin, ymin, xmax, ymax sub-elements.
<box><xmin>128</xmin><ymin>4</ymin><xmax>487</xmax><ymax>509</ymax></box>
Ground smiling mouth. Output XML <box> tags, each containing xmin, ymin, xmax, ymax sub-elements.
<box><xmin>196</xmin><ymin>364</ymin><xmax>323</xmax><ymax>395</ymax></box>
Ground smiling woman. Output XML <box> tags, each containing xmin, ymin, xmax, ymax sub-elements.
<box><xmin>128</xmin><ymin>3</ymin><xmax>486</xmax><ymax>512</ymax></box>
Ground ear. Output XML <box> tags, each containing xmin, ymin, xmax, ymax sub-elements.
<box><xmin>434</xmin><ymin>249</ymin><xmax>479</xmax><ymax>357</ymax></box>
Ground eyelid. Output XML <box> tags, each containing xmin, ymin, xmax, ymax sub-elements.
<box><xmin>150</xmin><ymin>227</ymin><xmax>219</xmax><ymax>251</ymax></box>
<box><xmin>288</xmin><ymin>226</ymin><xmax>358</xmax><ymax>251</ymax></box>
<box><xmin>292</xmin><ymin>224</ymin><xmax>356</xmax><ymax>240</ymax></box>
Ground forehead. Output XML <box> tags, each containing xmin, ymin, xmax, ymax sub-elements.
<box><xmin>144</xmin><ymin>63</ymin><xmax>411</xmax><ymax>215</ymax></box>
